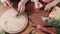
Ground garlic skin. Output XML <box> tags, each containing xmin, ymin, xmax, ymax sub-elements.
<box><xmin>35</xmin><ymin>2</ymin><xmax>43</xmax><ymax>9</ymax></box>
<box><xmin>41</xmin><ymin>16</ymin><xmax>49</xmax><ymax>22</ymax></box>
<box><xmin>31</xmin><ymin>0</ymin><xmax>43</xmax><ymax>9</ymax></box>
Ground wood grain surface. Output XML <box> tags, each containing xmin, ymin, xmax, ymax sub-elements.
<box><xmin>0</xmin><ymin>1</ymin><xmax>57</xmax><ymax>34</ymax></box>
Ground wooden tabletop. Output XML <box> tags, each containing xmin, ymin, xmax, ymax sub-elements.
<box><xmin>20</xmin><ymin>1</ymin><xmax>57</xmax><ymax>34</ymax></box>
<box><xmin>0</xmin><ymin>1</ymin><xmax>57</xmax><ymax>34</ymax></box>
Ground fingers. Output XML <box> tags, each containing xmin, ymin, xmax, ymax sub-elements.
<box><xmin>22</xmin><ymin>6</ymin><xmax>25</xmax><ymax>13</ymax></box>
<box><xmin>44</xmin><ymin>7</ymin><xmax>50</xmax><ymax>11</ymax></box>
<box><xmin>4</xmin><ymin>1</ymin><xmax>8</xmax><ymax>6</ymax></box>
<box><xmin>44</xmin><ymin>6</ymin><xmax>48</xmax><ymax>11</ymax></box>
<box><xmin>18</xmin><ymin>2</ymin><xmax>25</xmax><ymax>14</ymax></box>
<box><xmin>5</xmin><ymin>1</ymin><xmax>12</xmax><ymax>7</ymax></box>
<box><xmin>20</xmin><ymin>6</ymin><xmax>23</xmax><ymax>13</ymax></box>
<box><xmin>44</xmin><ymin>5</ymin><xmax>51</xmax><ymax>11</ymax></box>
<box><xmin>18</xmin><ymin>2</ymin><xmax>21</xmax><ymax>13</ymax></box>
<box><xmin>2</xmin><ymin>0</ymin><xmax>12</xmax><ymax>7</ymax></box>
<box><xmin>18</xmin><ymin>6</ymin><xmax>25</xmax><ymax>14</ymax></box>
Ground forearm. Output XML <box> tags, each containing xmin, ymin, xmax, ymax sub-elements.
<box><xmin>21</xmin><ymin>0</ymin><xmax>28</xmax><ymax>4</ymax></box>
<box><xmin>47</xmin><ymin>0</ymin><xmax>60</xmax><ymax>7</ymax></box>
<box><xmin>37</xmin><ymin>25</ymin><xmax>55</xmax><ymax>34</ymax></box>
<box><xmin>33</xmin><ymin>0</ymin><xmax>39</xmax><ymax>2</ymax></box>
<box><xmin>39</xmin><ymin>27</ymin><xmax>54</xmax><ymax>34</ymax></box>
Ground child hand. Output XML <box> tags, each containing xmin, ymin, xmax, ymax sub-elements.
<box><xmin>44</xmin><ymin>4</ymin><xmax>52</xmax><ymax>11</ymax></box>
<box><xmin>1</xmin><ymin>0</ymin><xmax>12</xmax><ymax>7</ymax></box>
<box><xmin>18</xmin><ymin>1</ymin><xmax>25</xmax><ymax>14</ymax></box>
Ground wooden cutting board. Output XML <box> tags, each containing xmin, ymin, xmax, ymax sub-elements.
<box><xmin>0</xmin><ymin>5</ymin><xmax>9</xmax><ymax>16</ymax></box>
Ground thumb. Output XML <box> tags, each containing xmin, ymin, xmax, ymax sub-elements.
<box><xmin>44</xmin><ymin>7</ymin><xmax>47</xmax><ymax>11</ymax></box>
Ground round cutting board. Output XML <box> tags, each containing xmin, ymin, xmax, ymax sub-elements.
<box><xmin>0</xmin><ymin>5</ymin><xmax>28</xmax><ymax>33</ymax></box>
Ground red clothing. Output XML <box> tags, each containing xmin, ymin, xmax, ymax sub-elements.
<box><xmin>42</xmin><ymin>0</ymin><xmax>53</xmax><ymax>3</ymax></box>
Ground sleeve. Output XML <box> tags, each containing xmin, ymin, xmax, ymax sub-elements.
<box><xmin>47</xmin><ymin>0</ymin><xmax>60</xmax><ymax>7</ymax></box>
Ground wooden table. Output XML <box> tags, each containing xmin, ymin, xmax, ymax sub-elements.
<box><xmin>20</xmin><ymin>1</ymin><xmax>57</xmax><ymax>34</ymax></box>
<box><xmin>0</xmin><ymin>1</ymin><xmax>57</xmax><ymax>34</ymax></box>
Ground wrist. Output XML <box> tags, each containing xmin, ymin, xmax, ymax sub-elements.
<box><xmin>21</xmin><ymin>0</ymin><xmax>28</xmax><ymax>4</ymax></box>
<box><xmin>19</xmin><ymin>1</ymin><xmax>25</xmax><ymax>5</ymax></box>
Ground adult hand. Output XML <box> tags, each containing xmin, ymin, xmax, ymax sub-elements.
<box><xmin>1</xmin><ymin>0</ymin><xmax>12</xmax><ymax>7</ymax></box>
<box><xmin>44</xmin><ymin>4</ymin><xmax>52</xmax><ymax>11</ymax></box>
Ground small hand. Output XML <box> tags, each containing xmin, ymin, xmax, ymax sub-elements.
<box><xmin>44</xmin><ymin>4</ymin><xmax>52</xmax><ymax>11</ymax></box>
<box><xmin>1</xmin><ymin>0</ymin><xmax>12</xmax><ymax>7</ymax></box>
<box><xmin>18</xmin><ymin>1</ymin><xmax>25</xmax><ymax>14</ymax></box>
